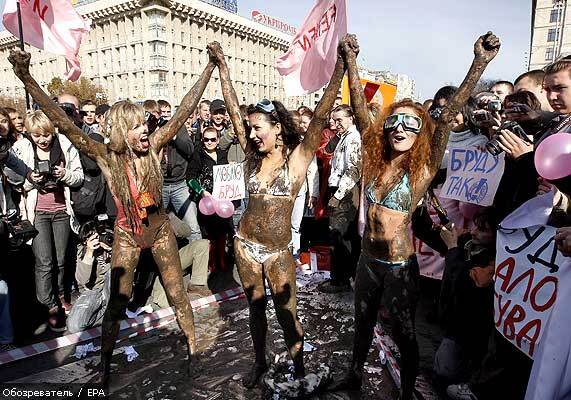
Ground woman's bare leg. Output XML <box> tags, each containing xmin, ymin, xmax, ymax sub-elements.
<box><xmin>152</xmin><ymin>220</ymin><xmax>199</xmax><ymax>375</ymax></box>
<box><xmin>100</xmin><ymin>230</ymin><xmax>141</xmax><ymax>386</ymax></box>
<box><xmin>234</xmin><ymin>238</ymin><xmax>268</xmax><ymax>388</ymax></box>
<box><xmin>264</xmin><ymin>250</ymin><xmax>305</xmax><ymax>378</ymax></box>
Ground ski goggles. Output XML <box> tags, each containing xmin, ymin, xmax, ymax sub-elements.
<box><xmin>384</xmin><ymin>113</ymin><xmax>423</xmax><ymax>134</ymax></box>
<box><xmin>255</xmin><ymin>99</ymin><xmax>279</xmax><ymax>121</ymax></box>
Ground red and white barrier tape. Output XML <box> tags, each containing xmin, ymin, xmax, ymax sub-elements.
<box><xmin>0</xmin><ymin>286</ymin><xmax>245</xmax><ymax>366</ymax></box>
<box><xmin>374</xmin><ymin>324</ymin><xmax>401</xmax><ymax>388</ymax></box>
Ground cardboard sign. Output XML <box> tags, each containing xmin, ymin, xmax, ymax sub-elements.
<box><xmin>212</xmin><ymin>163</ymin><xmax>245</xmax><ymax>201</ymax></box>
<box><xmin>494</xmin><ymin>194</ymin><xmax>571</xmax><ymax>359</ymax></box>
<box><xmin>441</xmin><ymin>147</ymin><xmax>505</xmax><ymax>206</ymax></box>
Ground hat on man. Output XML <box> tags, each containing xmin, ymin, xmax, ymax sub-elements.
<box><xmin>210</xmin><ymin>99</ymin><xmax>226</xmax><ymax>114</ymax></box>
<box><xmin>95</xmin><ymin>104</ymin><xmax>110</xmax><ymax>116</ymax></box>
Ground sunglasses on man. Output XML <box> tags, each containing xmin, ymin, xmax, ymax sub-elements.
<box><xmin>202</xmin><ymin>137</ymin><xmax>218</xmax><ymax>143</ymax></box>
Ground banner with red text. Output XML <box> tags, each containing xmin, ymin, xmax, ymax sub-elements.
<box><xmin>275</xmin><ymin>0</ymin><xmax>347</xmax><ymax>96</ymax></box>
<box><xmin>494</xmin><ymin>192</ymin><xmax>571</xmax><ymax>359</ymax></box>
<box><xmin>2</xmin><ymin>0</ymin><xmax>91</xmax><ymax>81</ymax></box>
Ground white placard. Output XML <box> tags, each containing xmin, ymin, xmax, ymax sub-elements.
<box><xmin>212</xmin><ymin>163</ymin><xmax>245</xmax><ymax>201</ymax></box>
<box><xmin>495</xmin><ymin>194</ymin><xmax>571</xmax><ymax>359</ymax></box>
<box><xmin>441</xmin><ymin>147</ymin><xmax>505</xmax><ymax>206</ymax></box>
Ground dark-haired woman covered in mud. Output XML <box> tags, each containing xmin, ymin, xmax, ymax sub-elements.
<box><xmin>9</xmin><ymin>44</ymin><xmax>220</xmax><ymax>385</ymax></box>
<box><xmin>208</xmin><ymin>40</ymin><xmax>349</xmax><ymax>387</ymax></box>
<box><xmin>329</xmin><ymin>33</ymin><xmax>501</xmax><ymax>400</ymax></box>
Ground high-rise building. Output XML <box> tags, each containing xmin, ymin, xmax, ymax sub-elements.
<box><xmin>0</xmin><ymin>0</ymin><xmax>315</xmax><ymax>108</ymax></box>
<box><xmin>530</xmin><ymin>0</ymin><xmax>570</xmax><ymax>70</ymax></box>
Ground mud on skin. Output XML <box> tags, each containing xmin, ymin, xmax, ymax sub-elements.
<box><xmin>238</xmin><ymin>195</ymin><xmax>295</xmax><ymax>250</ymax></box>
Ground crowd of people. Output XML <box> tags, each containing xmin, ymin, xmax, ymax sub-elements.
<box><xmin>0</xmin><ymin>30</ymin><xmax>570</xmax><ymax>400</ymax></box>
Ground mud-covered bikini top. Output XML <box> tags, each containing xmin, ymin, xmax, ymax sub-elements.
<box><xmin>247</xmin><ymin>159</ymin><xmax>293</xmax><ymax>197</ymax></box>
<box><xmin>366</xmin><ymin>174</ymin><xmax>412</xmax><ymax>212</ymax></box>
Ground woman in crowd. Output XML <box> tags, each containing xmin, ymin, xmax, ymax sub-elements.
<box><xmin>189</xmin><ymin>126</ymin><xmax>231</xmax><ymax>272</ymax></box>
<box><xmin>209</xmin><ymin>40</ymin><xmax>346</xmax><ymax>387</ymax></box>
<box><xmin>10</xmin><ymin>110</ymin><xmax>83</xmax><ymax>332</ymax></box>
<box><xmin>9</xmin><ymin>43</ymin><xmax>218</xmax><ymax>384</ymax></box>
<box><xmin>330</xmin><ymin>33</ymin><xmax>500</xmax><ymax>399</ymax></box>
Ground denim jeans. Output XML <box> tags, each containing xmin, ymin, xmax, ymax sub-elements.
<box><xmin>162</xmin><ymin>180</ymin><xmax>201</xmax><ymax>241</ymax></box>
<box><xmin>66</xmin><ymin>271</ymin><xmax>110</xmax><ymax>333</ymax></box>
<box><xmin>291</xmin><ymin>190</ymin><xmax>306</xmax><ymax>260</ymax></box>
<box><xmin>32</xmin><ymin>211</ymin><xmax>70</xmax><ymax>309</ymax></box>
<box><xmin>0</xmin><ymin>280</ymin><xmax>13</xmax><ymax>344</ymax></box>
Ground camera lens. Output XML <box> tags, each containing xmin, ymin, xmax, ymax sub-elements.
<box><xmin>485</xmin><ymin>138</ymin><xmax>503</xmax><ymax>156</ymax></box>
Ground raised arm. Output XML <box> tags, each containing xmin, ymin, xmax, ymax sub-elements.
<box><xmin>151</xmin><ymin>45</ymin><xmax>217</xmax><ymax>150</ymax></box>
<box><xmin>9</xmin><ymin>50</ymin><xmax>105</xmax><ymax>161</ymax></box>
<box><xmin>343</xmin><ymin>34</ymin><xmax>370</xmax><ymax>134</ymax></box>
<box><xmin>291</xmin><ymin>39</ymin><xmax>347</xmax><ymax>170</ymax></box>
<box><xmin>210</xmin><ymin>42</ymin><xmax>247</xmax><ymax>152</ymax></box>
<box><xmin>431</xmin><ymin>32</ymin><xmax>501</xmax><ymax>171</ymax></box>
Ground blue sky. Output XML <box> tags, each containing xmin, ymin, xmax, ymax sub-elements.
<box><xmin>0</xmin><ymin>0</ymin><xmax>531</xmax><ymax>98</ymax></box>
<box><xmin>238</xmin><ymin>0</ymin><xmax>532</xmax><ymax>99</ymax></box>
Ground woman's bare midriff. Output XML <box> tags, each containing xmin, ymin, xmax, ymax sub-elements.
<box><xmin>362</xmin><ymin>203</ymin><xmax>413</xmax><ymax>262</ymax></box>
<box><xmin>238</xmin><ymin>194</ymin><xmax>295</xmax><ymax>249</ymax></box>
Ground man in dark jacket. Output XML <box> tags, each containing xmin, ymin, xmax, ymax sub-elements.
<box><xmin>161</xmin><ymin>125</ymin><xmax>200</xmax><ymax>241</ymax></box>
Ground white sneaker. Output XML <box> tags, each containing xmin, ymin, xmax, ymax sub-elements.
<box><xmin>447</xmin><ymin>383</ymin><xmax>478</xmax><ymax>400</ymax></box>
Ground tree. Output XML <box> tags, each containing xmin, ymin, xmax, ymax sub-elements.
<box><xmin>47</xmin><ymin>77</ymin><xmax>64</xmax><ymax>98</ymax></box>
<box><xmin>47</xmin><ymin>76</ymin><xmax>108</xmax><ymax>105</ymax></box>
<box><xmin>0</xmin><ymin>95</ymin><xmax>26</xmax><ymax>112</ymax></box>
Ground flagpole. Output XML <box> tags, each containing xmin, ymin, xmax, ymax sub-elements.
<box><xmin>16</xmin><ymin>0</ymin><xmax>31</xmax><ymax>110</ymax></box>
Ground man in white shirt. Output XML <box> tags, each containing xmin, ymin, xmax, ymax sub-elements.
<box><xmin>319</xmin><ymin>105</ymin><xmax>362</xmax><ymax>293</ymax></box>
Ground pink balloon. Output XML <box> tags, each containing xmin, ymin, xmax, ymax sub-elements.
<box><xmin>214</xmin><ymin>198</ymin><xmax>235</xmax><ymax>218</ymax></box>
<box><xmin>199</xmin><ymin>196</ymin><xmax>216</xmax><ymax>216</ymax></box>
<box><xmin>535</xmin><ymin>133</ymin><xmax>571</xmax><ymax>180</ymax></box>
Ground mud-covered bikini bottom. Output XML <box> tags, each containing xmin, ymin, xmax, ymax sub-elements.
<box><xmin>235</xmin><ymin>233</ymin><xmax>292</xmax><ymax>264</ymax></box>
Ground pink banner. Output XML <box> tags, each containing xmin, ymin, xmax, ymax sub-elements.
<box><xmin>2</xmin><ymin>0</ymin><xmax>91</xmax><ymax>81</ymax></box>
<box><xmin>275</xmin><ymin>0</ymin><xmax>347</xmax><ymax>96</ymax></box>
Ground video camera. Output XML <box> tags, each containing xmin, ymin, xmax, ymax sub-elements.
<box><xmin>0</xmin><ymin>209</ymin><xmax>38</xmax><ymax>247</ymax></box>
<box><xmin>486</xmin><ymin>121</ymin><xmax>532</xmax><ymax>156</ymax></box>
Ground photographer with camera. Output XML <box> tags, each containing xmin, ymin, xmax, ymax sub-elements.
<box><xmin>10</xmin><ymin>110</ymin><xmax>84</xmax><ymax>332</ymax></box>
<box><xmin>66</xmin><ymin>217</ymin><xmax>111</xmax><ymax>333</ymax></box>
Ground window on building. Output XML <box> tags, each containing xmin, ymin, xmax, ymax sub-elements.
<box><xmin>546</xmin><ymin>47</ymin><xmax>555</xmax><ymax>61</ymax></box>
<box><xmin>548</xmin><ymin>28</ymin><xmax>558</xmax><ymax>42</ymax></box>
<box><xmin>550</xmin><ymin>8</ymin><xmax>561</xmax><ymax>23</ymax></box>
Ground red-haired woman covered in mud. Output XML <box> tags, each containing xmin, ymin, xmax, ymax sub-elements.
<box><xmin>9</xmin><ymin>44</ymin><xmax>220</xmax><ymax>385</ymax></box>
<box><xmin>207</xmin><ymin>40</ymin><xmax>350</xmax><ymax>387</ymax></box>
<box><xmin>329</xmin><ymin>33</ymin><xmax>500</xmax><ymax>400</ymax></box>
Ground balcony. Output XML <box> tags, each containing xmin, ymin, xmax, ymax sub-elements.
<box><xmin>149</xmin><ymin>55</ymin><xmax>168</xmax><ymax>70</ymax></box>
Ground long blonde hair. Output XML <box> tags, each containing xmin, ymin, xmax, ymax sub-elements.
<box><xmin>105</xmin><ymin>101</ymin><xmax>163</xmax><ymax>229</ymax></box>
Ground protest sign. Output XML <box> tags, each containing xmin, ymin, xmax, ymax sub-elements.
<box><xmin>494</xmin><ymin>193</ymin><xmax>571</xmax><ymax>359</ymax></box>
<box><xmin>275</xmin><ymin>0</ymin><xmax>347</xmax><ymax>96</ymax></box>
<box><xmin>212</xmin><ymin>163</ymin><xmax>245</xmax><ymax>201</ymax></box>
<box><xmin>441</xmin><ymin>147</ymin><xmax>504</xmax><ymax>206</ymax></box>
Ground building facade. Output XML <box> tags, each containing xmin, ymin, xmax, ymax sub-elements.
<box><xmin>530</xmin><ymin>0</ymin><xmax>570</xmax><ymax>70</ymax></box>
<box><xmin>0</xmin><ymin>0</ymin><xmax>316</xmax><ymax>108</ymax></box>
<box><xmin>359</xmin><ymin>67</ymin><xmax>417</xmax><ymax>101</ymax></box>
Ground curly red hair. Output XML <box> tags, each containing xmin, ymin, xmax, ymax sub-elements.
<box><xmin>363</xmin><ymin>99</ymin><xmax>435</xmax><ymax>191</ymax></box>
